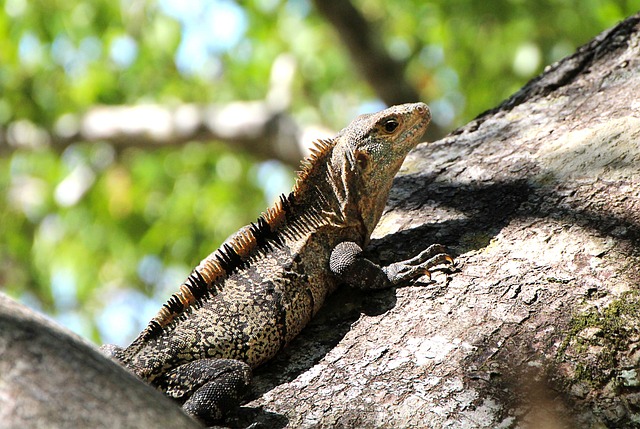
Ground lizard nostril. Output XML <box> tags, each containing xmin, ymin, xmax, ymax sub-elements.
<box><xmin>415</xmin><ymin>104</ymin><xmax>427</xmax><ymax>115</ymax></box>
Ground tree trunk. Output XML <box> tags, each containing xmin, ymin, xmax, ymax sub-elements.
<box><xmin>233</xmin><ymin>13</ymin><xmax>640</xmax><ymax>429</ymax></box>
<box><xmin>3</xmin><ymin>13</ymin><xmax>640</xmax><ymax>429</ymax></box>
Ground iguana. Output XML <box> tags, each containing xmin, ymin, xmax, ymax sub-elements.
<box><xmin>102</xmin><ymin>102</ymin><xmax>453</xmax><ymax>424</ymax></box>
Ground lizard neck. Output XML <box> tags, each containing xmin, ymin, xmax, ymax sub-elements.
<box><xmin>322</xmin><ymin>142</ymin><xmax>394</xmax><ymax>243</ymax></box>
<box><xmin>293</xmin><ymin>140</ymin><xmax>376</xmax><ymax>244</ymax></box>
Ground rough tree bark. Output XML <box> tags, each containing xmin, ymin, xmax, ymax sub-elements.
<box><xmin>3</xmin><ymin>13</ymin><xmax>640</xmax><ymax>429</ymax></box>
<box><xmin>0</xmin><ymin>293</ymin><xmax>199</xmax><ymax>429</ymax></box>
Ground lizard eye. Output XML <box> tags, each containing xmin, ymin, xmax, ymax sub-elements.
<box><xmin>382</xmin><ymin>118</ymin><xmax>399</xmax><ymax>134</ymax></box>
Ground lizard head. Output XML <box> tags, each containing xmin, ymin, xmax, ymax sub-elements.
<box><xmin>331</xmin><ymin>102</ymin><xmax>431</xmax><ymax>241</ymax></box>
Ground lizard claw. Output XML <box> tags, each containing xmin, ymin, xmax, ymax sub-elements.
<box><xmin>383</xmin><ymin>244</ymin><xmax>454</xmax><ymax>285</ymax></box>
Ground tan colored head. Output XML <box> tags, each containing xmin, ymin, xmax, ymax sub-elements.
<box><xmin>329</xmin><ymin>102</ymin><xmax>431</xmax><ymax>240</ymax></box>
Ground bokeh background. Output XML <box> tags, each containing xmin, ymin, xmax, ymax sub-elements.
<box><xmin>1</xmin><ymin>0</ymin><xmax>638</xmax><ymax>346</ymax></box>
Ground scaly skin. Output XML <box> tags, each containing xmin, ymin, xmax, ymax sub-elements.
<box><xmin>102</xmin><ymin>102</ymin><xmax>453</xmax><ymax>424</ymax></box>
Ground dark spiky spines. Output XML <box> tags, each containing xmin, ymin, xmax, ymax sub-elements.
<box><xmin>216</xmin><ymin>243</ymin><xmax>244</xmax><ymax>273</ymax></box>
<box><xmin>184</xmin><ymin>270</ymin><xmax>208</xmax><ymax>303</ymax></box>
<box><xmin>138</xmin><ymin>269</ymin><xmax>212</xmax><ymax>341</ymax></box>
<box><xmin>138</xmin><ymin>241</ymin><xmax>256</xmax><ymax>342</ymax></box>
<box><xmin>134</xmin><ymin>139</ymin><xmax>339</xmax><ymax>344</ymax></box>
<box><xmin>138</xmin><ymin>214</ymin><xmax>283</xmax><ymax>342</ymax></box>
<box><xmin>249</xmin><ymin>217</ymin><xmax>275</xmax><ymax>248</ymax></box>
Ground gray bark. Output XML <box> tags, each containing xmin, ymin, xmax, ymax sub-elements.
<box><xmin>0</xmin><ymin>293</ymin><xmax>199</xmax><ymax>429</ymax></box>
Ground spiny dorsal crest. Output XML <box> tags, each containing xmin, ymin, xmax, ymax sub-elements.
<box><xmin>134</xmin><ymin>139</ymin><xmax>337</xmax><ymax>344</ymax></box>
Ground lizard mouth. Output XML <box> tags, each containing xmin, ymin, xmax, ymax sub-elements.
<box><xmin>401</xmin><ymin>102</ymin><xmax>431</xmax><ymax>145</ymax></box>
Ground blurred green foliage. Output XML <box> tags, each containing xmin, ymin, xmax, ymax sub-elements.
<box><xmin>0</xmin><ymin>0</ymin><xmax>637</xmax><ymax>344</ymax></box>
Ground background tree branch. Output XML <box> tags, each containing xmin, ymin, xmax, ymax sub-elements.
<box><xmin>0</xmin><ymin>54</ymin><xmax>309</xmax><ymax>166</ymax></box>
<box><xmin>0</xmin><ymin>0</ymin><xmax>444</xmax><ymax>162</ymax></box>
<box><xmin>0</xmin><ymin>101</ymin><xmax>303</xmax><ymax>165</ymax></box>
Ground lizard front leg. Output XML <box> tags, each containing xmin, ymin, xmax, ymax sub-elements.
<box><xmin>329</xmin><ymin>241</ymin><xmax>453</xmax><ymax>289</ymax></box>
<box><xmin>155</xmin><ymin>358</ymin><xmax>252</xmax><ymax>424</ymax></box>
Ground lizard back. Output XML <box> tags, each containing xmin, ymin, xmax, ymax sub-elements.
<box><xmin>120</xmin><ymin>139</ymin><xmax>362</xmax><ymax>381</ymax></box>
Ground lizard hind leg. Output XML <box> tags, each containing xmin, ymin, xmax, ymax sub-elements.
<box><xmin>157</xmin><ymin>358</ymin><xmax>252</xmax><ymax>424</ymax></box>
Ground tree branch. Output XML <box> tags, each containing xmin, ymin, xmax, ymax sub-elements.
<box><xmin>0</xmin><ymin>54</ymin><xmax>312</xmax><ymax>167</ymax></box>
<box><xmin>0</xmin><ymin>292</ymin><xmax>199</xmax><ymax>428</ymax></box>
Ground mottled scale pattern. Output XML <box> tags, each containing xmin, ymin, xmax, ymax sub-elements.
<box><xmin>126</xmin><ymin>219</ymin><xmax>358</xmax><ymax>383</ymax></box>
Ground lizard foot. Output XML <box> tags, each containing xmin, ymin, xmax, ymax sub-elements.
<box><xmin>383</xmin><ymin>244</ymin><xmax>454</xmax><ymax>285</ymax></box>
<box><xmin>158</xmin><ymin>358</ymin><xmax>252</xmax><ymax>425</ymax></box>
